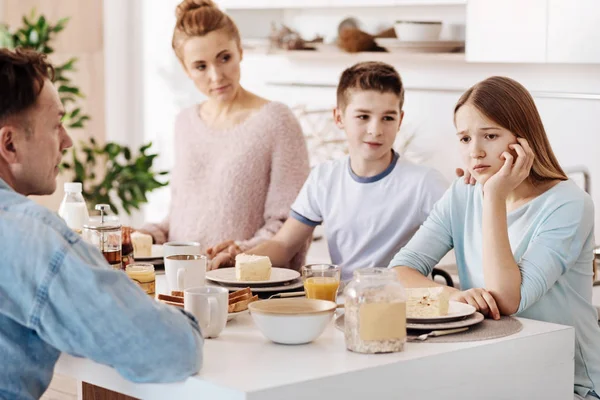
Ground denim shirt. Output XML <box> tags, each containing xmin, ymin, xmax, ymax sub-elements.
<box><xmin>0</xmin><ymin>179</ymin><xmax>203</xmax><ymax>400</ymax></box>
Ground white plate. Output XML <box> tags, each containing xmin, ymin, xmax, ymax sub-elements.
<box><xmin>206</xmin><ymin>267</ymin><xmax>300</xmax><ymax>286</ymax></box>
<box><xmin>407</xmin><ymin>301</ymin><xmax>476</xmax><ymax>323</ymax></box>
<box><xmin>227</xmin><ymin>309</ymin><xmax>249</xmax><ymax>321</ymax></box>
<box><xmin>134</xmin><ymin>244</ymin><xmax>163</xmax><ymax>261</ymax></box>
<box><xmin>210</xmin><ymin>279</ymin><xmax>305</xmax><ymax>293</ymax></box>
<box><xmin>335</xmin><ymin>311</ymin><xmax>485</xmax><ymax>332</ymax></box>
<box><xmin>374</xmin><ymin>38</ymin><xmax>464</xmax><ymax>53</ymax></box>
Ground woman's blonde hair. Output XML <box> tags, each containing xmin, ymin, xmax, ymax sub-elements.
<box><xmin>454</xmin><ymin>76</ymin><xmax>567</xmax><ymax>184</ymax></box>
<box><xmin>172</xmin><ymin>0</ymin><xmax>241</xmax><ymax>61</ymax></box>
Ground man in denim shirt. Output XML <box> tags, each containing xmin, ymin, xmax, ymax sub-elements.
<box><xmin>0</xmin><ymin>49</ymin><xmax>204</xmax><ymax>399</ymax></box>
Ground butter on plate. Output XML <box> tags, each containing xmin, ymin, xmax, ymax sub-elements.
<box><xmin>235</xmin><ymin>254</ymin><xmax>272</xmax><ymax>281</ymax></box>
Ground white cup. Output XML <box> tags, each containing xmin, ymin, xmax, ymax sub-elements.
<box><xmin>184</xmin><ymin>286</ymin><xmax>229</xmax><ymax>338</ymax></box>
<box><xmin>164</xmin><ymin>254</ymin><xmax>207</xmax><ymax>293</ymax></box>
<box><xmin>163</xmin><ymin>241</ymin><xmax>201</xmax><ymax>260</ymax></box>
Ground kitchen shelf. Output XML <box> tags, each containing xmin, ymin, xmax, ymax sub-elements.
<box><xmin>245</xmin><ymin>48</ymin><xmax>466</xmax><ymax>63</ymax></box>
<box><xmin>219</xmin><ymin>0</ymin><xmax>466</xmax><ymax>10</ymax></box>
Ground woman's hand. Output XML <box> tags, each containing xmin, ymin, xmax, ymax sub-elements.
<box><xmin>206</xmin><ymin>240</ymin><xmax>242</xmax><ymax>270</ymax></box>
<box><xmin>206</xmin><ymin>240</ymin><xmax>241</xmax><ymax>258</ymax></box>
<box><xmin>455</xmin><ymin>168</ymin><xmax>476</xmax><ymax>185</ymax></box>
<box><xmin>449</xmin><ymin>288</ymin><xmax>501</xmax><ymax>320</ymax></box>
<box><xmin>483</xmin><ymin>138</ymin><xmax>535</xmax><ymax>199</ymax></box>
<box><xmin>208</xmin><ymin>251</ymin><xmax>235</xmax><ymax>270</ymax></box>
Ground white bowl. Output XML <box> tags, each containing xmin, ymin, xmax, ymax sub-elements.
<box><xmin>249</xmin><ymin>298</ymin><xmax>336</xmax><ymax>345</ymax></box>
<box><xmin>394</xmin><ymin>21</ymin><xmax>442</xmax><ymax>42</ymax></box>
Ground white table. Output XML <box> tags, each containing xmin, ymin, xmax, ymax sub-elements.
<box><xmin>56</xmin><ymin>310</ymin><xmax>575</xmax><ymax>399</ymax></box>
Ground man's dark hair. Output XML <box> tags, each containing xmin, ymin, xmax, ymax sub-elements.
<box><xmin>0</xmin><ymin>48</ymin><xmax>55</xmax><ymax>128</ymax></box>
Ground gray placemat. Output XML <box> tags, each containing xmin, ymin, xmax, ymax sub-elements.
<box><xmin>408</xmin><ymin>316</ymin><xmax>523</xmax><ymax>343</ymax></box>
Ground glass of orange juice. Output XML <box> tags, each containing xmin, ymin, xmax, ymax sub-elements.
<box><xmin>302</xmin><ymin>264</ymin><xmax>341</xmax><ymax>302</ymax></box>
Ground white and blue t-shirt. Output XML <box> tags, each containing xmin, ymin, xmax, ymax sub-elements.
<box><xmin>291</xmin><ymin>151</ymin><xmax>448</xmax><ymax>280</ymax></box>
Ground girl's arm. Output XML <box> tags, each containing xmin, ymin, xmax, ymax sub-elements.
<box><xmin>480</xmin><ymin>138</ymin><xmax>535</xmax><ymax>315</ymax></box>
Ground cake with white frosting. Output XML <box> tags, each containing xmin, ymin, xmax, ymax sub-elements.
<box><xmin>235</xmin><ymin>254</ymin><xmax>272</xmax><ymax>281</ymax></box>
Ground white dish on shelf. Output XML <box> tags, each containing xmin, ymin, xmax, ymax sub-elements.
<box><xmin>375</xmin><ymin>38</ymin><xmax>464</xmax><ymax>53</ymax></box>
<box><xmin>206</xmin><ymin>267</ymin><xmax>300</xmax><ymax>286</ymax></box>
<box><xmin>394</xmin><ymin>20</ymin><xmax>442</xmax><ymax>42</ymax></box>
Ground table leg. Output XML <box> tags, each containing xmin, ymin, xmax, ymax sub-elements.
<box><xmin>81</xmin><ymin>382</ymin><xmax>139</xmax><ymax>400</ymax></box>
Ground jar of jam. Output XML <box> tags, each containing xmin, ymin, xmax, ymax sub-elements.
<box><xmin>126</xmin><ymin>263</ymin><xmax>156</xmax><ymax>297</ymax></box>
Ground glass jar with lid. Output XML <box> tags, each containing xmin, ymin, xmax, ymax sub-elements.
<box><xmin>82</xmin><ymin>204</ymin><xmax>122</xmax><ymax>270</ymax></box>
<box><xmin>126</xmin><ymin>263</ymin><xmax>155</xmax><ymax>297</ymax></box>
<box><xmin>343</xmin><ymin>268</ymin><xmax>407</xmax><ymax>354</ymax></box>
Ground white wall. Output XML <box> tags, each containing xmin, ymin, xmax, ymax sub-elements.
<box><xmin>109</xmin><ymin>1</ymin><xmax>600</xmax><ymax>240</ymax></box>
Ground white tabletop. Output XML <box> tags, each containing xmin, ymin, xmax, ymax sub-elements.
<box><xmin>55</xmin><ymin>276</ymin><xmax>576</xmax><ymax>400</ymax></box>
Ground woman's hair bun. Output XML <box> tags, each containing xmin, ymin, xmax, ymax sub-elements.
<box><xmin>176</xmin><ymin>0</ymin><xmax>216</xmax><ymax>18</ymax></box>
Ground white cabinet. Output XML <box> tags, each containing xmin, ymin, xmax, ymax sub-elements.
<box><xmin>466</xmin><ymin>0</ymin><xmax>547</xmax><ymax>63</ymax></box>
<box><xmin>547</xmin><ymin>0</ymin><xmax>600</xmax><ymax>64</ymax></box>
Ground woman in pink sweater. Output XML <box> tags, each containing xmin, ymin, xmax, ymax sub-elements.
<box><xmin>140</xmin><ymin>0</ymin><xmax>310</xmax><ymax>270</ymax></box>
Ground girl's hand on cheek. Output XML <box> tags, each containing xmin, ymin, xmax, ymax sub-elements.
<box><xmin>483</xmin><ymin>138</ymin><xmax>534</xmax><ymax>199</ymax></box>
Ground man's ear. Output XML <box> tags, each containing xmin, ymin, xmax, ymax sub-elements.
<box><xmin>333</xmin><ymin>107</ymin><xmax>344</xmax><ymax>130</ymax></box>
<box><xmin>0</xmin><ymin>126</ymin><xmax>19</xmax><ymax>164</ymax></box>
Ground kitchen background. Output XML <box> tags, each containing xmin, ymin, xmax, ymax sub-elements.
<box><xmin>1</xmin><ymin>2</ymin><xmax>599</xmax><ymax>398</ymax></box>
<box><xmin>108</xmin><ymin>0</ymin><xmax>600</xmax><ymax>241</ymax></box>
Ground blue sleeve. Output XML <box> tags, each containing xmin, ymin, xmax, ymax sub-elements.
<box><xmin>290</xmin><ymin>166</ymin><xmax>323</xmax><ymax>226</ymax></box>
<box><xmin>6</xmin><ymin>214</ymin><xmax>203</xmax><ymax>383</ymax></box>
<box><xmin>388</xmin><ymin>183</ymin><xmax>455</xmax><ymax>276</ymax></box>
<box><xmin>517</xmin><ymin>197</ymin><xmax>594</xmax><ymax>313</ymax></box>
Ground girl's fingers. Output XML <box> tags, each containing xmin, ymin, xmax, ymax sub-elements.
<box><xmin>481</xmin><ymin>290</ymin><xmax>501</xmax><ymax>320</ymax></box>
<box><xmin>517</xmin><ymin>138</ymin><xmax>535</xmax><ymax>169</ymax></box>
<box><xmin>463</xmin><ymin>295</ymin><xmax>480</xmax><ymax>311</ymax></box>
<box><xmin>499</xmin><ymin>152</ymin><xmax>513</xmax><ymax>175</ymax></box>
<box><xmin>509</xmin><ymin>144</ymin><xmax>528</xmax><ymax>174</ymax></box>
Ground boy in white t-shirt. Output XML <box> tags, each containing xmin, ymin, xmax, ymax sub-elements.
<box><xmin>212</xmin><ymin>61</ymin><xmax>448</xmax><ymax>280</ymax></box>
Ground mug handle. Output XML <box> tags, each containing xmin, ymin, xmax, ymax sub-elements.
<box><xmin>204</xmin><ymin>297</ymin><xmax>218</xmax><ymax>335</ymax></box>
<box><xmin>177</xmin><ymin>269</ymin><xmax>186</xmax><ymax>290</ymax></box>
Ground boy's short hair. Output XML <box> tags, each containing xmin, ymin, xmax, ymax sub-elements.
<box><xmin>336</xmin><ymin>61</ymin><xmax>404</xmax><ymax>111</ymax></box>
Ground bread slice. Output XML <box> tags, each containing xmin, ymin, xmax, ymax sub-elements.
<box><xmin>228</xmin><ymin>287</ymin><xmax>252</xmax><ymax>304</ymax></box>
<box><xmin>228</xmin><ymin>295</ymin><xmax>258</xmax><ymax>313</ymax></box>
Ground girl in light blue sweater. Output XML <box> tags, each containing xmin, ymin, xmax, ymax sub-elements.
<box><xmin>389</xmin><ymin>76</ymin><xmax>600</xmax><ymax>399</ymax></box>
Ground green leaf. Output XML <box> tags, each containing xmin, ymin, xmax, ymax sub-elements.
<box><xmin>139</xmin><ymin>142</ymin><xmax>153</xmax><ymax>153</ymax></box>
<box><xmin>58</xmin><ymin>85</ymin><xmax>80</xmax><ymax>95</ymax></box>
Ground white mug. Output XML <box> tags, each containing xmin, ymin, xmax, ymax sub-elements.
<box><xmin>163</xmin><ymin>241</ymin><xmax>201</xmax><ymax>260</ymax></box>
<box><xmin>184</xmin><ymin>286</ymin><xmax>229</xmax><ymax>338</ymax></box>
<box><xmin>164</xmin><ymin>254</ymin><xmax>207</xmax><ymax>293</ymax></box>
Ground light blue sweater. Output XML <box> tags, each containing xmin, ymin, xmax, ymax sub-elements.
<box><xmin>389</xmin><ymin>179</ymin><xmax>600</xmax><ymax>397</ymax></box>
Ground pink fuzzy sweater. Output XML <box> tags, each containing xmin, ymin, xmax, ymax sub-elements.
<box><xmin>142</xmin><ymin>102</ymin><xmax>310</xmax><ymax>270</ymax></box>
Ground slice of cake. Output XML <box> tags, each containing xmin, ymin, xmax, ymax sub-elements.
<box><xmin>406</xmin><ymin>287</ymin><xmax>450</xmax><ymax>318</ymax></box>
<box><xmin>131</xmin><ymin>231</ymin><xmax>153</xmax><ymax>258</ymax></box>
<box><xmin>235</xmin><ymin>254</ymin><xmax>272</xmax><ymax>281</ymax></box>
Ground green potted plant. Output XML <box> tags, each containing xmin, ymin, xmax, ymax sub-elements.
<box><xmin>0</xmin><ymin>10</ymin><xmax>167</xmax><ymax>214</ymax></box>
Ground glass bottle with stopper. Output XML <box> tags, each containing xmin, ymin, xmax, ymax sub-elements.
<box><xmin>82</xmin><ymin>204</ymin><xmax>123</xmax><ymax>270</ymax></box>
